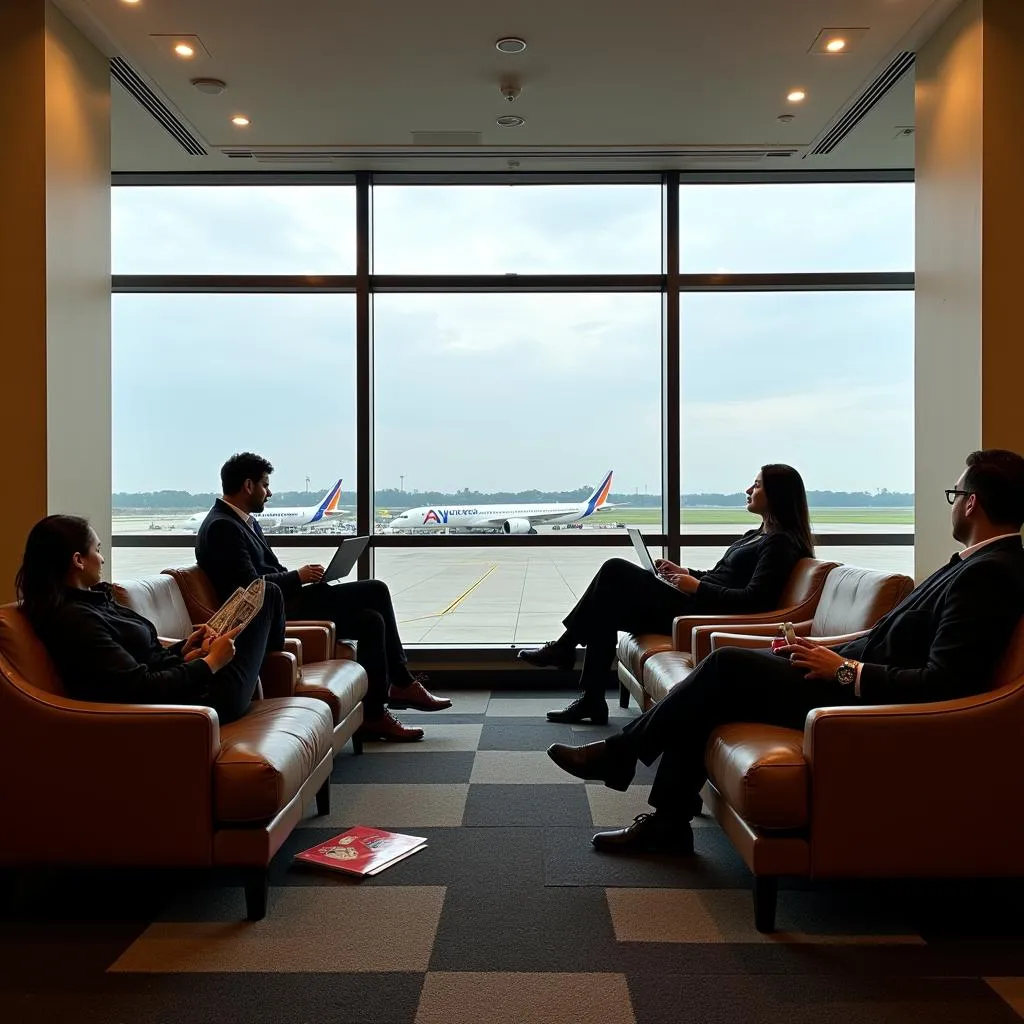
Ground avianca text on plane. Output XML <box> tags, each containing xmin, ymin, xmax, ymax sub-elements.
<box><xmin>182</xmin><ymin>479</ymin><xmax>344</xmax><ymax>533</ymax></box>
<box><xmin>389</xmin><ymin>471</ymin><xmax>615</xmax><ymax>535</ymax></box>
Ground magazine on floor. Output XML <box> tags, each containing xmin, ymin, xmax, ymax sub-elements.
<box><xmin>294</xmin><ymin>826</ymin><xmax>427</xmax><ymax>877</ymax></box>
<box><xmin>206</xmin><ymin>578</ymin><xmax>265</xmax><ymax>636</ymax></box>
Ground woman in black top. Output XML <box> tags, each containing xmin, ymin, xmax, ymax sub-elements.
<box><xmin>520</xmin><ymin>465</ymin><xmax>815</xmax><ymax>723</ymax></box>
<box><xmin>16</xmin><ymin>515</ymin><xmax>284</xmax><ymax>724</ymax></box>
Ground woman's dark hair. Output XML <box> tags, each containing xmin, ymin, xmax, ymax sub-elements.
<box><xmin>221</xmin><ymin>452</ymin><xmax>274</xmax><ymax>495</ymax></box>
<box><xmin>15</xmin><ymin>515</ymin><xmax>94</xmax><ymax>627</ymax></box>
<box><xmin>760</xmin><ymin>464</ymin><xmax>814</xmax><ymax>556</ymax></box>
<box><xmin>963</xmin><ymin>449</ymin><xmax>1024</xmax><ymax>528</ymax></box>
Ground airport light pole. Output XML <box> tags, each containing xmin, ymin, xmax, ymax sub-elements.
<box><xmin>400</xmin><ymin>475</ymin><xmax>404</xmax><ymax>492</ymax></box>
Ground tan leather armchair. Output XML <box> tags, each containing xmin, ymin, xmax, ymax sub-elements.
<box><xmin>0</xmin><ymin>603</ymin><xmax>336</xmax><ymax>920</ymax></box>
<box><xmin>617</xmin><ymin>557</ymin><xmax>838</xmax><ymax>711</ymax></box>
<box><xmin>702</xmin><ymin>617</ymin><xmax>1024</xmax><ymax>932</ymax></box>
<box><xmin>160</xmin><ymin>566</ymin><xmax>368</xmax><ymax>755</ymax></box>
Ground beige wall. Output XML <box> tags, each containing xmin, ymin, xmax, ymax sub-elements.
<box><xmin>915</xmin><ymin>0</ymin><xmax>1024</xmax><ymax>579</ymax></box>
<box><xmin>0</xmin><ymin>2</ymin><xmax>110</xmax><ymax>602</ymax></box>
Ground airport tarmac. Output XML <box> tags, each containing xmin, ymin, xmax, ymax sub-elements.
<box><xmin>111</xmin><ymin>516</ymin><xmax>914</xmax><ymax>645</ymax></box>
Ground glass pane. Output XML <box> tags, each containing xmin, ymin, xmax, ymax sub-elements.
<box><xmin>680</xmin><ymin>291</ymin><xmax>914</xmax><ymax>542</ymax></box>
<box><xmin>374</xmin><ymin>546</ymin><xmax>650</xmax><ymax>646</ymax></box>
<box><xmin>372</xmin><ymin>184</ymin><xmax>662</xmax><ymax>274</ymax></box>
<box><xmin>680</xmin><ymin>182</ymin><xmax>914</xmax><ymax>273</ymax></box>
<box><xmin>112</xmin><ymin>186</ymin><xmax>356</xmax><ymax>274</ymax></box>
<box><xmin>112</xmin><ymin>294</ymin><xmax>357</xmax><ymax>545</ymax></box>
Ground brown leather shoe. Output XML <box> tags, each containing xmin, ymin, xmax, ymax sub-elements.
<box><xmin>357</xmin><ymin>709</ymin><xmax>425</xmax><ymax>742</ymax></box>
<box><xmin>388</xmin><ymin>677</ymin><xmax>453</xmax><ymax>712</ymax></box>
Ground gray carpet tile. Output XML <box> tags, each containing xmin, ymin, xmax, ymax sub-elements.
<box><xmin>331</xmin><ymin>750</ymin><xmax>476</xmax><ymax>784</ymax></box>
<box><xmin>429</xmin><ymin>886</ymin><xmax>623</xmax><ymax>973</ymax></box>
<box><xmin>3</xmin><ymin>973</ymin><xmax>426</xmax><ymax>1024</ymax></box>
<box><xmin>627</xmin><ymin>974</ymin><xmax>1024</xmax><ymax>1024</ymax></box>
<box><xmin>544</xmin><ymin>825</ymin><xmax>752</xmax><ymax>889</ymax></box>
<box><xmin>477</xmin><ymin>721</ymin><xmax>581</xmax><ymax>750</ymax></box>
<box><xmin>462</xmin><ymin>783</ymin><xmax>595</xmax><ymax>827</ymax></box>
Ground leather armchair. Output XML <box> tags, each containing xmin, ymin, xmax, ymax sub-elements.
<box><xmin>701</xmin><ymin>616</ymin><xmax>1024</xmax><ymax>932</ymax></box>
<box><xmin>0</xmin><ymin>603</ymin><xmax>336</xmax><ymax>920</ymax></box>
<box><xmin>617</xmin><ymin>557</ymin><xmax>838</xmax><ymax>711</ymax></box>
<box><xmin>160</xmin><ymin>566</ymin><xmax>369</xmax><ymax>755</ymax></box>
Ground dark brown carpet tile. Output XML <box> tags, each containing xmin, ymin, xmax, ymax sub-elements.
<box><xmin>626</xmin><ymin>973</ymin><xmax>1023</xmax><ymax>1024</ymax></box>
<box><xmin>543</xmin><ymin>825</ymin><xmax>750</xmax><ymax>889</ymax></box>
<box><xmin>330</xmin><ymin>750</ymin><xmax>476</xmax><ymax>784</ymax></box>
<box><xmin>272</xmin><ymin>826</ymin><xmax>547</xmax><ymax>888</ymax></box>
<box><xmin>428</xmin><ymin>886</ymin><xmax>622</xmax><ymax>973</ymax></box>
<box><xmin>1</xmin><ymin>972</ymin><xmax>426</xmax><ymax>1024</ymax></box>
<box><xmin>462</xmin><ymin>783</ymin><xmax>595</xmax><ymax>826</ymax></box>
<box><xmin>477</xmin><ymin>722</ymin><xmax>582</xmax><ymax>750</ymax></box>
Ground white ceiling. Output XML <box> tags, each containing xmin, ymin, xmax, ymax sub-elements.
<box><xmin>55</xmin><ymin>0</ymin><xmax>963</xmax><ymax>173</ymax></box>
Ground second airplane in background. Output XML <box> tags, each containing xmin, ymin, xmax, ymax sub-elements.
<box><xmin>181</xmin><ymin>479</ymin><xmax>344</xmax><ymax>533</ymax></box>
<box><xmin>389</xmin><ymin>471</ymin><xmax>615</xmax><ymax>535</ymax></box>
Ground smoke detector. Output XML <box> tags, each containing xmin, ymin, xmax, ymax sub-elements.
<box><xmin>191</xmin><ymin>77</ymin><xmax>227</xmax><ymax>95</ymax></box>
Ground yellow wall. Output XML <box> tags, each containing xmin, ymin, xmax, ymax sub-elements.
<box><xmin>0</xmin><ymin>2</ymin><xmax>110</xmax><ymax>602</ymax></box>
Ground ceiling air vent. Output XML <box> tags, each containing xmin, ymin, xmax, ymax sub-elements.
<box><xmin>810</xmin><ymin>51</ymin><xmax>915</xmax><ymax>155</ymax></box>
<box><xmin>110</xmin><ymin>57</ymin><xmax>207</xmax><ymax>156</ymax></box>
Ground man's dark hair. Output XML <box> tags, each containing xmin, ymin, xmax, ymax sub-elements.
<box><xmin>221</xmin><ymin>452</ymin><xmax>274</xmax><ymax>495</ymax></box>
<box><xmin>963</xmin><ymin>449</ymin><xmax>1024</xmax><ymax>529</ymax></box>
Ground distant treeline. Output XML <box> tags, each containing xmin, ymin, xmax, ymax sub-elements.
<box><xmin>113</xmin><ymin>487</ymin><xmax>914</xmax><ymax>511</ymax></box>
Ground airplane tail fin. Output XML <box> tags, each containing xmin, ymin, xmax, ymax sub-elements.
<box><xmin>582</xmin><ymin>471</ymin><xmax>614</xmax><ymax>517</ymax></box>
<box><xmin>311</xmin><ymin>479</ymin><xmax>343</xmax><ymax>522</ymax></box>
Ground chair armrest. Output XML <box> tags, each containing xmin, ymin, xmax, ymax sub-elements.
<box><xmin>693</xmin><ymin>620</ymin><xmax>814</xmax><ymax>661</ymax></box>
<box><xmin>285</xmin><ymin>625</ymin><xmax>332</xmax><ymax>664</ymax></box>
<box><xmin>259</xmin><ymin>650</ymin><xmax>298</xmax><ymax>699</ymax></box>
<box><xmin>672</xmin><ymin>608</ymin><xmax>815</xmax><ymax>653</ymax></box>
<box><xmin>709</xmin><ymin>631</ymin><xmax>777</xmax><ymax>653</ymax></box>
<box><xmin>283</xmin><ymin>637</ymin><xmax>303</xmax><ymax>667</ymax></box>
<box><xmin>0</xmin><ymin>683</ymin><xmax>220</xmax><ymax>864</ymax></box>
<box><xmin>287</xmin><ymin>619</ymin><xmax>336</xmax><ymax>652</ymax></box>
<box><xmin>802</xmin><ymin>682</ymin><xmax>1024</xmax><ymax>873</ymax></box>
<box><xmin>807</xmin><ymin>630</ymin><xmax>870</xmax><ymax>648</ymax></box>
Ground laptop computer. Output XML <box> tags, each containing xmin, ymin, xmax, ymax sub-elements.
<box><xmin>308</xmin><ymin>535</ymin><xmax>369</xmax><ymax>586</ymax></box>
<box><xmin>626</xmin><ymin>527</ymin><xmax>677</xmax><ymax>588</ymax></box>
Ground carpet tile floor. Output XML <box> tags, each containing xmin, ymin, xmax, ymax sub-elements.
<box><xmin>3</xmin><ymin>689</ymin><xmax>1024</xmax><ymax>1023</ymax></box>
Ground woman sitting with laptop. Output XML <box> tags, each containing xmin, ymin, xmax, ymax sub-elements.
<box><xmin>519</xmin><ymin>464</ymin><xmax>814</xmax><ymax>723</ymax></box>
<box><xmin>16</xmin><ymin>515</ymin><xmax>284</xmax><ymax>724</ymax></box>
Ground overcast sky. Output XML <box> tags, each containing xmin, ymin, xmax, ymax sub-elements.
<box><xmin>112</xmin><ymin>182</ymin><xmax>914</xmax><ymax>497</ymax></box>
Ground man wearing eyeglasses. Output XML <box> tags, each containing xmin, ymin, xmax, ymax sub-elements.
<box><xmin>546</xmin><ymin>449</ymin><xmax>1024</xmax><ymax>854</ymax></box>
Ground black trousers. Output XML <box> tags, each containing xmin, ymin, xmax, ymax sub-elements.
<box><xmin>607</xmin><ymin>645</ymin><xmax>855</xmax><ymax>818</ymax></box>
<box><xmin>287</xmin><ymin>579</ymin><xmax>410</xmax><ymax>715</ymax></box>
<box><xmin>204</xmin><ymin>581</ymin><xmax>284</xmax><ymax>724</ymax></box>
<box><xmin>563</xmin><ymin>558</ymin><xmax>696</xmax><ymax>698</ymax></box>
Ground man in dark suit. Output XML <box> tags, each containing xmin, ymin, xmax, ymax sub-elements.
<box><xmin>196</xmin><ymin>453</ymin><xmax>452</xmax><ymax>743</ymax></box>
<box><xmin>547</xmin><ymin>449</ymin><xmax>1024</xmax><ymax>853</ymax></box>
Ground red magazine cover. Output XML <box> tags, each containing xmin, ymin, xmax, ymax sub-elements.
<box><xmin>294</xmin><ymin>826</ymin><xmax>427</xmax><ymax>877</ymax></box>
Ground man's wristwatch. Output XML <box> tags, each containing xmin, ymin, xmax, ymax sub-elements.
<box><xmin>835</xmin><ymin>660</ymin><xmax>858</xmax><ymax>686</ymax></box>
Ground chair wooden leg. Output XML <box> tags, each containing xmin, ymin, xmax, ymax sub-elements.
<box><xmin>753</xmin><ymin>876</ymin><xmax>778</xmax><ymax>933</ymax></box>
<box><xmin>315</xmin><ymin>777</ymin><xmax>331</xmax><ymax>816</ymax></box>
<box><xmin>244</xmin><ymin>868</ymin><xmax>269</xmax><ymax>921</ymax></box>
<box><xmin>351</xmin><ymin>732</ymin><xmax>364</xmax><ymax>755</ymax></box>
<box><xmin>618</xmin><ymin>683</ymin><xmax>630</xmax><ymax>709</ymax></box>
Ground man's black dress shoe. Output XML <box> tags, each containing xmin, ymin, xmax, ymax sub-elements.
<box><xmin>546</xmin><ymin>740</ymin><xmax>634</xmax><ymax>791</ymax></box>
<box><xmin>592</xmin><ymin>812</ymin><xmax>695</xmax><ymax>854</ymax></box>
<box><xmin>517</xmin><ymin>640</ymin><xmax>576</xmax><ymax>670</ymax></box>
<box><xmin>546</xmin><ymin>695</ymin><xmax>609</xmax><ymax>725</ymax></box>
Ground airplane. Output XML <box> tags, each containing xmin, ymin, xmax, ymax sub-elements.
<box><xmin>181</xmin><ymin>479</ymin><xmax>344</xmax><ymax>533</ymax></box>
<box><xmin>389</xmin><ymin>471</ymin><xmax>615</xmax><ymax>535</ymax></box>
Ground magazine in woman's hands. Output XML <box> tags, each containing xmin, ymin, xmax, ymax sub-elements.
<box><xmin>205</xmin><ymin>578</ymin><xmax>265</xmax><ymax>636</ymax></box>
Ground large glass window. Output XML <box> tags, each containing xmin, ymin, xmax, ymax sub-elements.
<box><xmin>112</xmin><ymin>293</ymin><xmax>357</xmax><ymax>550</ymax></box>
<box><xmin>372</xmin><ymin>184</ymin><xmax>662</xmax><ymax>274</ymax></box>
<box><xmin>679</xmin><ymin>182</ymin><xmax>914</xmax><ymax>273</ymax></box>
<box><xmin>112</xmin><ymin>185</ymin><xmax>356</xmax><ymax>274</ymax></box>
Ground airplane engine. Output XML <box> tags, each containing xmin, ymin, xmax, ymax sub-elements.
<box><xmin>260</xmin><ymin>518</ymin><xmax>282</xmax><ymax>532</ymax></box>
<box><xmin>501</xmin><ymin>518</ymin><xmax>533</xmax><ymax>535</ymax></box>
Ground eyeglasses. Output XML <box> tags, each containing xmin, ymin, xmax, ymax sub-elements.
<box><xmin>944</xmin><ymin>489</ymin><xmax>973</xmax><ymax>505</ymax></box>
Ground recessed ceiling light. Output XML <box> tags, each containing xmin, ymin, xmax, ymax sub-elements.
<box><xmin>496</xmin><ymin>115</ymin><xmax>525</xmax><ymax>127</ymax></box>
<box><xmin>173</xmin><ymin>42</ymin><xmax>195</xmax><ymax>58</ymax></box>
<box><xmin>825</xmin><ymin>38</ymin><xmax>846</xmax><ymax>52</ymax></box>
<box><xmin>495</xmin><ymin>37</ymin><xmax>527</xmax><ymax>54</ymax></box>
<box><xmin>231</xmin><ymin>115</ymin><xmax>251</xmax><ymax>126</ymax></box>
<box><xmin>787</xmin><ymin>90</ymin><xmax>806</xmax><ymax>103</ymax></box>
<box><xmin>809</xmin><ymin>27</ymin><xmax>867</xmax><ymax>54</ymax></box>
<box><xmin>121</xmin><ymin>0</ymin><xmax>141</xmax><ymax>5</ymax></box>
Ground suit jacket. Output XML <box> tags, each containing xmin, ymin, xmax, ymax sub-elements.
<box><xmin>195</xmin><ymin>499</ymin><xmax>303</xmax><ymax>604</ymax></box>
<box><xmin>838</xmin><ymin>535</ymin><xmax>1024</xmax><ymax>704</ymax></box>
<box><xmin>690</xmin><ymin>529</ymin><xmax>805</xmax><ymax>614</ymax></box>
